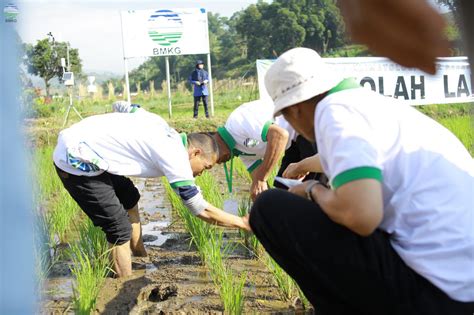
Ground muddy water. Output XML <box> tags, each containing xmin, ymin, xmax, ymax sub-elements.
<box><xmin>42</xmin><ymin>173</ymin><xmax>314</xmax><ymax>314</ymax></box>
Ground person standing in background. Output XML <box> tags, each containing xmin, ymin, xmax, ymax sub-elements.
<box><xmin>189</xmin><ymin>60</ymin><xmax>210</xmax><ymax>119</ymax></box>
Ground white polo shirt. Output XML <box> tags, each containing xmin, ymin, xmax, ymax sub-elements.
<box><xmin>53</xmin><ymin>113</ymin><xmax>208</xmax><ymax>215</ymax></box>
<box><xmin>315</xmin><ymin>79</ymin><xmax>474</xmax><ymax>302</ymax></box>
<box><xmin>223</xmin><ymin>100</ymin><xmax>294</xmax><ymax>171</ymax></box>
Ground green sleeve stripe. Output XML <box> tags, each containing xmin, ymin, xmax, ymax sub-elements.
<box><xmin>217</xmin><ymin>126</ymin><xmax>236</xmax><ymax>150</ymax></box>
<box><xmin>261</xmin><ymin>121</ymin><xmax>274</xmax><ymax>142</ymax></box>
<box><xmin>247</xmin><ymin>159</ymin><xmax>263</xmax><ymax>173</ymax></box>
<box><xmin>170</xmin><ymin>180</ymin><xmax>195</xmax><ymax>188</ymax></box>
<box><xmin>332</xmin><ymin>166</ymin><xmax>382</xmax><ymax>189</ymax></box>
<box><xmin>327</xmin><ymin>78</ymin><xmax>361</xmax><ymax>95</ymax></box>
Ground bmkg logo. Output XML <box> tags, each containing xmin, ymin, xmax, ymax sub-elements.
<box><xmin>147</xmin><ymin>9</ymin><xmax>183</xmax><ymax>47</ymax></box>
<box><xmin>4</xmin><ymin>3</ymin><xmax>19</xmax><ymax>23</ymax></box>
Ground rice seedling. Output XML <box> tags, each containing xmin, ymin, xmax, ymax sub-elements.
<box><xmin>214</xmin><ymin>266</ymin><xmax>247</xmax><ymax>315</ymax></box>
<box><xmin>34</xmin><ymin>211</ymin><xmax>57</xmax><ymax>292</ymax></box>
<box><xmin>233</xmin><ymin>158</ymin><xmax>252</xmax><ymax>184</ymax></box>
<box><xmin>48</xmin><ymin>190</ymin><xmax>81</xmax><ymax>244</ymax></box>
<box><xmin>35</xmin><ymin>145</ymin><xmax>81</xmax><ymax>246</ymax></box>
<box><xmin>68</xmin><ymin>219</ymin><xmax>111</xmax><ymax>315</ymax></box>
<box><xmin>163</xmin><ymin>176</ymin><xmax>247</xmax><ymax>314</ymax></box>
<box><xmin>163</xmin><ymin>177</ymin><xmax>214</xmax><ymax>262</ymax></box>
<box><xmin>237</xmin><ymin>197</ymin><xmax>261</xmax><ymax>258</ymax></box>
<box><xmin>203</xmin><ymin>229</ymin><xmax>247</xmax><ymax>315</ymax></box>
<box><xmin>263</xmin><ymin>254</ymin><xmax>298</xmax><ymax>302</ymax></box>
<box><xmin>35</xmin><ymin>146</ymin><xmax>63</xmax><ymax>202</ymax></box>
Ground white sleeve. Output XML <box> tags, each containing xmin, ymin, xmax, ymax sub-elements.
<box><xmin>147</xmin><ymin>129</ymin><xmax>195</xmax><ymax>186</ymax></box>
<box><xmin>240</xmin><ymin>156</ymin><xmax>262</xmax><ymax>172</ymax></box>
<box><xmin>316</xmin><ymin>104</ymin><xmax>383</xmax><ymax>189</ymax></box>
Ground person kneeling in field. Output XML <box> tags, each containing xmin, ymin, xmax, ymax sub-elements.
<box><xmin>53</xmin><ymin>112</ymin><xmax>251</xmax><ymax>277</ymax></box>
<box><xmin>208</xmin><ymin>100</ymin><xmax>320</xmax><ymax>200</ymax></box>
<box><xmin>249</xmin><ymin>47</ymin><xmax>474</xmax><ymax>314</ymax></box>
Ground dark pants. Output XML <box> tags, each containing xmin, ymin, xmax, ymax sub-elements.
<box><xmin>193</xmin><ymin>95</ymin><xmax>209</xmax><ymax>118</ymax></box>
<box><xmin>249</xmin><ymin>189</ymin><xmax>474</xmax><ymax>315</ymax></box>
<box><xmin>275</xmin><ymin>135</ymin><xmax>320</xmax><ymax>189</ymax></box>
<box><xmin>55</xmin><ymin>165</ymin><xmax>140</xmax><ymax>245</ymax></box>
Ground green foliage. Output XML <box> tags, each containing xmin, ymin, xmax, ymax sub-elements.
<box><xmin>35</xmin><ymin>146</ymin><xmax>80</xmax><ymax>245</ymax></box>
<box><xmin>263</xmin><ymin>254</ymin><xmax>297</xmax><ymax>302</ymax></box>
<box><xmin>235</xmin><ymin>0</ymin><xmax>345</xmax><ymax>59</ymax></box>
<box><xmin>68</xmin><ymin>219</ymin><xmax>111</xmax><ymax>315</ymax></box>
<box><xmin>438</xmin><ymin>115</ymin><xmax>473</xmax><ymax>155</ymax></box>
<box><xmin>163</xmin><ymin>176</ymin><xmax>246</xmax><ymax>314</ymax></box>
<box><xmin>23</xmin><ymin>38</ymin><xmax>82</xmax><ymax>95</ymax></box>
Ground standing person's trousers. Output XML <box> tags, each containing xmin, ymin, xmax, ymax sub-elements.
<box><xmin>193</xmin><ymin>95</ymin><xmax>209</xmax><ymax>118</ymax></box>
<box><xmin>249</xmin><ymin>189</ymin><xmax>474</xmax><ymax>315</ymax></box>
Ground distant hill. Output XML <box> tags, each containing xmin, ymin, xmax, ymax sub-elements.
<box><xmin>83</xmin><ymin>70</ymin><xmax>122</xmax><ymax>84</ymax></box>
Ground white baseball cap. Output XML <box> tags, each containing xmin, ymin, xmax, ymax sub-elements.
<box><xmin>264</xmin><ymin>47</ymin><xmax>340</xmax><ymax>117</ymax></box>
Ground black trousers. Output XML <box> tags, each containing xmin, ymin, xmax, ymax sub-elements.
<box><xmin>249</xmin><ymin>189</ymin><xmax>474</xmax><ymax>315</ymax></box>
<box><xmin>193</xmin><ymin>95</ymin><xmax>209</xmax><ymax>118</ymax></box>
<box><xmin>55</xmin><ymin>165</ymin><xmax>140</xmax><ymax>245</ymax></box>
<box><xmin>275</xmin><ymin>135</ymin><xmax>320</xmax><ymax>189</ymax></box>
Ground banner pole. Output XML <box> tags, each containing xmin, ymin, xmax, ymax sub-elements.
<box><xmin>207</xmin><ymin>53</ymin><xmax>214</xmax><ymax>117</ymax></box>
<box><xmin>123</xmin><ymin>58</ymin><xmax>131</xmax><ymax>104</ymax></box>
<box><xmin>166</xmin><ymin>56</ymin><xmax>172</xmax><ymax>118</ymax></box>
<box><xmin>120</xmin><ymin>12</ymin><xmax>131</xmax><ymax>103</ymax></box>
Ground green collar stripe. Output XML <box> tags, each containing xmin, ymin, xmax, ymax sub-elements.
<box><xmin>328</xmin><ymin>78</ymin><xmax>361</xmax><ymax>96</ymax></box>
<box><xmin>247</xmin><ymin>159</ymin><xmax>263</xmax><ymax>173</ymax></box>
<box><xmin>261</xmin><ymin>121</ymin><xmax>273</xmax><ymax>142</ymax></box>
<box><xmin>170</xmin><ymin>180</ymin><xmax>195</xmax><ymax>188</ymax></box>
<box><xmin>332</xmin><ymin>166</ymin><xmax>382</xmax><ymax>189</ymax></box>
<box><xmin>217</xmin><ymin>126</ymin><xmax>236</xmax><ymax>150</ymax></box>
<box><xmin>130</xmin><ymin>106</ymin><xmax>139</xmax><ymax>113</ymax></box>
<box><xmin>180</xmin><ymin>133</ymin><xmax>188</xmax><ymax>148</ymax></box>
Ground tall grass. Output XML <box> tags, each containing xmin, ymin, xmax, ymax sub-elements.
<box><xmin>163</xmin><ymin>175</ymin><xmax>246</xmax><ymax>314</ymax></box>
<box><xmin>438</xmin><ymin>115</ymin><xmax>473</xmax><ymax>155</ymax></box>
<box><xmin>68</xmin><ymin>219</ymin><xmax>111</xmax><ymax>315</ymax></box>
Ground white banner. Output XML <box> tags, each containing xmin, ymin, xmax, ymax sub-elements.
<box><xmin>120</xmin><ymin>8</ymin><xmax>210</xmax><ymax>58</ymax></box>
<box><xmin>257</xmin><ymin>57</ymin><xmax>473</xmax><ymax>105</ymax></box>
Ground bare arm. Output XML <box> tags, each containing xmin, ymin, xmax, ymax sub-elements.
<box><xmin>197</xmin><ymin>204</ymin><xmax>251</xmax><ymax>231</ymax></box>
<box><xmin>250</xmin><ymin>124</ymin><xmax>289</xmax><ymax>199</ymax></box>
<box><xmin>283</xmin><ymin>154</ymin><xmax>322</xmax><ymax>179</ymax></box>
<box><xmin>290</xmin><ymin>179</ymin><xmax>383</xmax><ymax>236</ymax></box>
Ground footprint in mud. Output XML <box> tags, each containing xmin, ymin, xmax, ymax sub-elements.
<box><xmin>137</xmin><ymin>284</ymin><xmax>178</xmax><ymax>303</ymax></box>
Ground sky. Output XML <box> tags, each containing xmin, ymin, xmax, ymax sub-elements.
<box><xmin>17</xmin><ymin>0</ymin><xmax>260</xmax><ymax>75</ymax></box>
<box><xmin>16</xmin><ymin>0</ymin><xmax>445</xmax><ymax>76</ymax></box>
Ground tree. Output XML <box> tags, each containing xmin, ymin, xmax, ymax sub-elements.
<box><xmin>235</xmin><ymin>0</ymin><xmax>346</xmax><ymax>59</ymax></box>
<box><xmin>23</xmin><ymin>37</ymin><xmax>82</xmax><ymax>96</ymax></box>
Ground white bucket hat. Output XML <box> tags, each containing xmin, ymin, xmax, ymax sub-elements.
<box><xmin>264</xmin><ymin>47</ymin><xmax>340</xmax><ymax>117</ymax></box>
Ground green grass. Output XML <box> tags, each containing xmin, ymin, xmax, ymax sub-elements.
<box><xmin>68</xmin><ymin>219</ymin><xmax>111</xmax><ymax>315</ymax></box>
<box><xmin>438</xmin><ymin>115</ymin><xmax>473</xmax><ymax>155</ymax></box>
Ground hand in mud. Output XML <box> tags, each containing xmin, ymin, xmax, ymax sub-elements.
<box><xmin>241</xmin><ymin>215</ymin><xmax>252</xmax><ymax>232</ymax></box>
<box><xmin>282</xmin><ymin>162</ymin><xmax>309</xmax><ymax>180</ymax></box>
<box><xmin>250</xmin><ymin>179</ymin><xmax>268</xmax><ymax>201</ymax></box>
<box><xmin>338</xmin><ymin>0</ymin><xmax>450</xmax><ymax>74</ymax></box>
